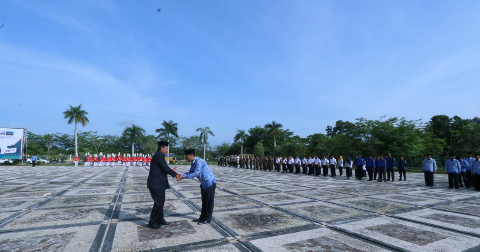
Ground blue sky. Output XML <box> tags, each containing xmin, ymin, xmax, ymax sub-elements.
<box><xmin>2</xmin><ymin>0</ymin><xmax>480</xmax><ymax>146</ymax></box>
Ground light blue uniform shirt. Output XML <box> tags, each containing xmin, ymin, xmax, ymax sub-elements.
<box><xmin>445</xmin><ymin>159</ymin><xmax>461</xmax><ymax>174</ymax></box>
<box><xmin>472</xmin><ymin>160</ymin><xmax>480</xmax><ymax>175</ymax></box>
<box><xmin>459</xmin><ymin>160</ymin><xmax>469</xmax><ymax>173</ymax></box>
<box><xmin>465</xmin><ymin>157</ymin><xmax>474</xmax><ymax>171</ymax></box>
<box><xmin>182</xmin><ymin>157</ymin><xmax>216</xmax><ymax>189</ymax></box>
<box><xmin>32</xmin><ymin>156</ymin><xmax>37</xmax><ymax>161</ymax></box>
<box><xmin>422</xmin><ymin>158</ymin><xmax>437</xmax><ymax>172</ymax></box>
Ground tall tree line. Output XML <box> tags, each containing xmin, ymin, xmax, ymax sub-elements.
<box><xmin>219</xmin><ymin>116</ymin><xmax>480</xmax><ymax>167</ymax></box>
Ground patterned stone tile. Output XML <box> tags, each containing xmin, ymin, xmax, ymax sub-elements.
<box><xmin>223</xmin><ymin>187</ymin><xmax>277</xmax><ymax>195</ymax></box>
<box><xmin>137</xmin><ymin>220</ymin><xmax>195</xmax><ymax>241</ymax></box>
<box><xmin>0</xmin><ymin>232</ymin><xmax>75</xmax><ymax>251</ymax></box>
<box><xmin>366</xmin><ymin>223</ymin><xmax>449</xmax><ymax>245</ymax></box>
<box><xmin>290</xmin><ymin>190</ymin><xmax>348</xmax><ymax>200</ymax></box>
<box><xmin>111</xmin><ymin>217</ymin><xmax>224</xmax><ymax>252</ymax></box>
<box><xmin>122</xmin><ymin>191</ymin><xmax>178</xmax><ymax>202</ymax></box>
<box><xmin>119</xmin><ymin>200</ymin><xmax>194</xmax><ymax>220</ymax></box>
<box><xmin>284</xmin><ymin>236</ymin><xmax>363</xmax><ymax>252</ymax></box>
<box><xmin>404</xmin><ymin>190</ymin><xmax>475</xmax><ymax>201</ymax></box>
<box><xmin>214</xmin><ymin>207</ymin><xmax>310</xmax><ymax>235</ymax></box>
<box><xmin>0</xmin><ymin>224</ymin><xmax>100</xmax><ymax>252</ymax></box>
<box><xmin>246</xmin><ymin>193</ymin><xmax>312</xmax><ymax>205</ymax></box>
<box><xmin>179</xmin><ymin>189</ymin><xmax>232</xmax><ymax>199</ymax></box>
<box><xmin>41</xmin><ymin>195</ymin><xmax>113</xmax><ymax>207</ymax></box>
<box><xmin>192</xmin><ymin>196</ymin><xmax>261</xmax><ymax>210</ymax></box>
<box><xmin>250</xmin><ymin>227</ymin><xmax>389</xmax><ymax>252</ymax></box>
<box><xmin>63</xmin><ymin>187</ymin><xmax>117</xmax><ymax>196</ymax></box>
<box><xmin>336</xmin><ymin>216</ymin><xmax>480</xmax><ymax>251</ymax></box>
<box><xmin>280</xmin><ymin>202</ymin><xmax>369</xmax><ymax>223</ymax></box>
<box><xmin>189</xmin><ymin>244</ymin><xmax>242</xmax><ymax>252</ymax></box>
<box><xmin>395</xmin><ymin>209</ymin><xmax>480</xmax><ymax>234</ymax></box>
<box><xmin>328</xmin><ymin>197</ymin><xmax>415</xmax><ymax>214</ymax></box>
<box><xmin>7</xmin><ymin>207</ymin><xmax>107</xmax><ymax>228</ymax></box>
<box><xmin>434</xmin><ymin>201</ymin><xmax>480</xmax><ymax>216</ymax></box>
<box><xmin>368</xmin><ymin>194</ymin><xmax>446</xmax><ymax>206</ymax></box>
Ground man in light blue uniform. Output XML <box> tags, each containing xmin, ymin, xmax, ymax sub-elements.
<box><xmin>472</xmin><ymin>154</ymin><xmax>480</xmax><ymax>191</ymax></box>
<box><xmin>422</xmin><ymin>154</ymin><xmax>436</xmax><ymax>187</ymax></box>
<box><xmin>31</xmin><ymin>154</ymin><xmax>37</xmax><ymax>167</ymax></box>
<box><xmin>458</xmin><ymin>157</ymin><xmax>470</xmax><ymax>188</ymax></box>
<box><xmin>445</xmin><ymin>154</ymin><xmax>461</xmax><ymax>189</ymax></box>
<box><xmin>465</xmin><ymin>153</ymin><xmax>474</xmax><ymax>188</ymax></box>
<box><xmin>178</xmin><ymin>149</ymin><xmax>217</xmax><ymax>224</ymax></box>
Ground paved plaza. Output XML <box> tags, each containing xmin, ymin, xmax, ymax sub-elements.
<box><xmin>0</xmin><ymin>165</ymin><xmax>479</xmax><ymax>252</ymax></box>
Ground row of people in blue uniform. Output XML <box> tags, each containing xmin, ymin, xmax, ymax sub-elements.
<box><xmin>422</xmin><ymin>153</ymin><xmax>480</xmax><ymax>190</ymax></box>
<box><xmin>354</xmin><ymin>153</ymin><xmax>406</xmax><ymax>182</ymax></box>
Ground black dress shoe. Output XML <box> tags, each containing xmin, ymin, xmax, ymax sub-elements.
<box><xmin>197</xmin><ymin>220</ymin><xmax>210</xmax><ymax>225</ymax></box>
<box><xmin>159</xmin><ymin>221</ymin><xmax>171</xmax><ymax>225</ymax></box>
<box><xmin>192</xmin><ymin>219</ymin><xmax>200</xmax><ymax>222</ymax></box>
<box><xmin>148</xmin><ymin>222</ymin><xmax>160</xmax><ymax>229</ymax></box>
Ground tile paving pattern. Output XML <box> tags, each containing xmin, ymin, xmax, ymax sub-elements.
<box><xmin>0</xmin><ymin>165</ymin><xmax>479</xmax><ymax>252</ymax></box>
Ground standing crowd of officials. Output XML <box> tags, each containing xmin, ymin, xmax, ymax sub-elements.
<box><xmin>218</xmin><ymin>152</ymin><xmax>480</xmax><ymax>191</ymax></box>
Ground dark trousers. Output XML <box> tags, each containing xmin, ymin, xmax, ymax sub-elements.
<box><xmin>378</xmin><ymin>169</ymin><xmax>386</xmax><ymax>181</ymax></box>
<box><xmin>473</xmin><ymin>175</ymin><xmax>480</xmax><ymax>191</ymax></box>
<box><xmin>276</xmin><ymin>163</ymin><xmax>281</xmax><ymax>172</ymax></box>
<box><xmin>315</xmin><ymin>165</ymin><xmax>321</xmax><ymax>176</ymax></box>
<box><xmin>32</xmin><ymin>161</ymin><xmax>36</xmax><ymax>167</ymax></box>
<box><xmin>386</xmin><ymin>167</ymin><xmax>394</xmax><ymax>181</ymax></box>
<box><xmin>200</xmin><ymin>183</ymin><xmax>216</xmax><ymax>222</ymax></box>
<box><xmin>345</xmin><ymin>167</ymin><xmax>352</xmax><ymax>178</ymax></box>
<box><xmin>448</xmin><ymin>173</ymin><xmax>459</xmax><ymax>189</ymax></box>
<box><xmin>366</xmin><ymin>167</ymin><xmax>373</xmax><ymax>180</ymax></box>
<box><xmin>149</xmin><ymin>188</ymin><xmax>166</xmax><ymax>224</ymax></box>
<box><xmin>374</xmin><ymin>167</ymin><xmax>378</xmax><ymax>179</ymax></box>
<box><xmin>288</xmin><ymin>164</ymin><xmax>293</xmax><ymax>173</ymax></box>
<box><xmin>355</xmin><ymin>166</ymin><xmax>363</xmax><ymax>179</ymax></box>
<box><xmin>398</xmin><ymin>170</ymin><xmax>406</xmax><ymax>180</ymax></box>
<box><xmin>282</xmin><ymin>163</ymin><xmax>287</xmax><ymax>173</ymax></box>
<box><xmin>308</xmin><ymin>164</ymin><xmax>314</xmax><ymax>174</ymax></box>
<box><xmin>466</xmin><ymin>171</ymin><xmax>472</xmax><ymax>187</ymax></box>
<box><xmin>338</xmin><ymin>166</ymin><xmax>343</xmax><ymax>175</ymax></box>
<box><xmin>295</xmin><ymin>164</ymin><xmax>301</xmax><ymax>173</ymax></box>
<box><xmin>424</xmin><ymin>171</ymin><xmax>434</xmax><ymax>186</ymax></box>
<box><xmin>459</xmin><ymin>172</ymin><xmax>469</xmax><ymax>187</ymax></box>
<box><xmin>322</xmin><ymin>165</ymin><xmax>328</xmax><ymax>176</ymax></box>
<box><xmin>302</xmin><ymin>164</ymin><xmax>307</xmax><ymax>174</ymax></box>
<box><xmin>329</xmin><ymin>165</ymin><xmax>336</xmax><ymax>176</ymax></box>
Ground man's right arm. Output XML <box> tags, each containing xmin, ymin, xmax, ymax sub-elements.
<box><xmin>154</xmin><ymin>154</ymin><xmax>178</xmax><ymax>178</ymax></box>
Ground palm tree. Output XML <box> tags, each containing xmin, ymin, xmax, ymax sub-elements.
<box><xmin>122</xmin><ymin>124</ymin><xmax>146</xmax><ymax>155</ymax></box>
<box><xmin>155</xmin><ymin>120</ymin><xmax>179</xmax><ymax>164</ymax></box>
<box><xmin>196</xmin><ymin>126</ymin><xmax>215</xmax><ymax>160</ymax></box>
<box><xmin>63</xmin><ymin>104</ymin><xmax>89</xmax><ymax>157</ymax></box>
<box><xmin>265</xmin><ymin>120</ymin><xmax>283</xmax><ymax>149</ymax></box>
<box><xmin>234</xmin><ymin>129</ymin><xmax>248</xmax><ymax>156</ymax></box>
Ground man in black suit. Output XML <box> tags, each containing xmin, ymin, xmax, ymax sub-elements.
<box><xmin>147</xmin><ymin>141</ymin><xmax>182</xmax><ymax>229</ymax></box>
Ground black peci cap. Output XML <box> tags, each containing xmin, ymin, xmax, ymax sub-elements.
<box><xmin>184</xmin><ymin>149</ymin><xmax>195</xmax><ymax>155</ymax></box>
<box><xmin>158</xmin><ymin>141</ymin><xmax>169</xmax><ymax>148</ymax></box>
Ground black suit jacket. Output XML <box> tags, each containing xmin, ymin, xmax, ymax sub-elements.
<box><xmin>147</xmin><ymin>151</ymin><xmax>178</xmax><ymax>190</ymax></box>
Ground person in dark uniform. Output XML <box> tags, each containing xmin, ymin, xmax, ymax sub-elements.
<box><xmin>386</xmin><ymin>153</ymin><xmax>395</xmax><ymax>182</ymax></box>
<box><xmin>147</xmin><ymin>141</ymin><xmax>181</xmax><ymax>229</ymax></box>
<box><xmin>178</xmin><ymin>149</ymin><xmax>216</xmax><ymax>224</ymax></box>
<box><xmin>397</xmin><ymin>156</ymin><xmax>407</xmax><ymax>181</ymax></box>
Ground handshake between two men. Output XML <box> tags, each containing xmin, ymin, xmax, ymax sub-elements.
<box><xmin>172</xmin><ymin>167</ymin><xmax>184</xmax><ymax>181</ymax></box>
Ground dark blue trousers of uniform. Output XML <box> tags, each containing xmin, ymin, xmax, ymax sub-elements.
<box><xmin>149</xmin><ymin>188</ymin><xmax>166</xmax><ymax>224</ymax></box>
<box><xmin>448</xmin><ymin>173</ymin><xmax>459</xmax><ymax>189</ymax></box>
<box><xmin>200</xmin><ymin>183</ymin><xmax>216</xmax><ymax>222</ymax></box>
<box><xmin>424</xmin><ymin>171</ymin><xmax>434</xmax><ymax>186</ymax></box>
